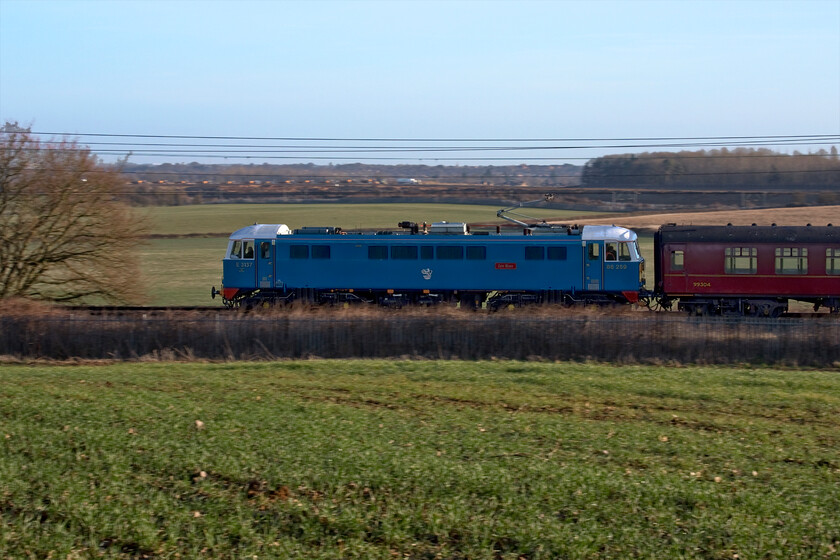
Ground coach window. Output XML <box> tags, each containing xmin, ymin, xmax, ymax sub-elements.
<box><xmin>420</xmin><ymin>246</ymin><xmax>434</xmax><ymax>260</ymax></box>
<box><xmin>671</xmin><ymin>250</ymin><xmax>684</xmax><ymax>271</ymax></box>
<box><xmin>290</xmin><ymin>245</ymin><xmax>309</xmax><ymax>259</ymax></box>
<box><xmin>368</xmin><ymin>246</ymin><xmax>388</xmax><ymax>260</ymax></box>
<box><xmin>437</xmin><ymin>246</ymin><xmax>463</xmax><ymax>260</ymax></box>
<box><xmin>312</xmin><ymin>245</ymin><xmax>331</xmax><ymax>259</ymax></box>
<box><xmin>229</xmin><ymin>240</ymin><xmax>242</xmax><ymax>259</ymax></box>
<box><xmin>775</xmin><ymin>247</ymin><xmax>807</xmax><ymax>274</ymax></box>
<box><xmin>605</xmin><ymin>242</ymin><xmax>617</xmax><ymax>261</ymax></box>
<box><xmin>828</xmin><ymin>248</ymin><xmax>840</xmax><ymax>275</ymax></box>
<box><xmin>724</xmin><ymin>247</ymin><xmax>757</xmax><ymax>274</ymax></box>
<box><xmin>525</xmin><ymin>246</ymin><xmax>544</xmax><ymax>260</ymax></box>
<box><xmin>547</xmin><ymin>247</ymin><xmax>567</xmax><ymax>260</ymax></box>
<box><xmin>391</xmin><ymin>246</ymin><xmax>418</xmax><ymax>260</ymax></box>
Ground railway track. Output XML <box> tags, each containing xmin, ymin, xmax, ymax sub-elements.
<box><xmin>60</xmin><ymin>305</ymin><xmax>836</xmax><ymax>319</ymax></box>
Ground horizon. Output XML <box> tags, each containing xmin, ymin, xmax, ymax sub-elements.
<box><xmin>1</xmin><ymin>0</ymin><xmax>839</xmax><ymax>165</ymax></box>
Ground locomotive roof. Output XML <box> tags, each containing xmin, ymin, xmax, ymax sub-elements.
<box><xmin>228</xmin><ymin>222</ymin><xmax>638</xmax><ymax>241</ymax></box>
<box><xmin>657</xmin><ymin>224</ymin><xmax>840</xmax><ymax>244</ymax></box>
<box><xmin>581</xmin><ymin>225</ymin><xmax>637</xmax><ymax>241</ymax></box>
<box><xmin>230</xmin><ymin>224</ymin><xmax>291</xmax><ymax>239</ymax></box>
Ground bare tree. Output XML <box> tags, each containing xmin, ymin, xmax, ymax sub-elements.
<box><xmin>0</xmin><ymin>130</ymin><xmax>147</xmax><ymax>303</ymax></box>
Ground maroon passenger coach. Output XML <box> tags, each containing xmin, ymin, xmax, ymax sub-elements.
<box><xmin>654</xmin><ymin>224</ymin><xmax>840</xmax><ymax>316</ymax></box>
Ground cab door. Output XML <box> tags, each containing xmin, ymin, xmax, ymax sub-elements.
<box><xmin>257</xmin><ymin>240</ymin><xmax>275</xmax><ymax>288</ymax></box>
<box><xmin>584</xmin><ymin>241</ymin><xmax>602</xmax><ymax>291</ymax></box>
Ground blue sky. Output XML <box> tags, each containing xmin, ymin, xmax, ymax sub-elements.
<box><xmin>1</xmin><ymin>0</ymin><xmax>838</xmax><ymax>164</ymax></box>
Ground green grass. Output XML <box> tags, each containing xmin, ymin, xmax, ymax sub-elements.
<box><xmin>1</xmin><ymin>361</ymin><xmax>838</xmax><ymax>559</ymax></box>
<box><xmin>139</xmin><ymin>238</ymin><xmax>226</xmax><ymax>306</ymax></box>
<box><xmin>141</xmin><ymin>203</ymin><xmax>604</xmax><ymax>236</ymax></box>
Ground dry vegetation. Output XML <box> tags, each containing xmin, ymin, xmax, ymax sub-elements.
<box><xmin>1</xmin><ymin>306</ymin><xmax>838</xmax><ymax>366</ymax></box>
<box><xmin>585</xmin><ymin>205</ymin><xmax>840</xmax><ymax>231</ymax></box>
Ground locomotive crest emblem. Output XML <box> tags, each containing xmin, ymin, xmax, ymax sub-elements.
<box><xmin>421</xmin><ymin>268</ymin><xmax>433</xmax><ymax>280</ymax></box>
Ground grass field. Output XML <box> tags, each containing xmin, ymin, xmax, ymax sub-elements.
<box><xmin>140</xmin><ymin>238</ymin><xmax>226</xmax><ymax>306</ymax></box>
<box><xmin>136</xmin><ymin>203</ymin><xmax>610</xmax><ymax>305</ymax></box>
<box><xmin>1</xmin><ymin>360</ymin><xmax>838</xmax><ymax>559</ymax></box>
<box><xmin>141</xmin><ymin>203</ymin><xmax>602</xmax><ymax>237</ymax></box>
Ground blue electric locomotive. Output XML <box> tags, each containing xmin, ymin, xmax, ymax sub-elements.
<box><xmin>213</xmin><ymin>219</ymin><xmax>646</xmax><ymax>309</ymax></box>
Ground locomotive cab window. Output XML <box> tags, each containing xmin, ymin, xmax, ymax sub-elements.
<box><xmin>588</xmin><ymin>244</ymin><xmax>600</xmax><ymax>260</ymax></box>
<box><xmin>775</xmin><ymin>247</ymin><xmax>807</xmax><ymax>275</ymax></box>
<box><xmin>229</xmin><ymin>240</ymin><xmax>242</xmax><ymax>259</ymax></box>
<box><xmin>724</xmin><ymin>247</ymin><xmax>757</xmax><ymax>274</ymax></box>
<box><xmin>671</xmin><ymin>250</ymin><xmax>684</xmax><ymax>271</ymax></box>
<box><xmin>605</xmin><ymin>243</ymin><xmax>617</xmax><ymax>261</ymax></box>
<box><xmin>242</xmin><ymin>241</ymin><xmax>254</xmax><ymax>259</ymax></box>
<box><xmin>828</xmin><ymin>248</ymin><xmax>840</xmax><ymax>275</ymax></box>
<box><xmin>260</xmin><ymin>241</ymin><xmax>271</xmax><ymax>259</ymax></box>
<box><xmin>618</xmin><ymin>242</ymin><xmax>633</xmax><ymax>261</ymax></box>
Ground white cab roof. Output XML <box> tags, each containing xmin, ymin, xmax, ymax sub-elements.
<box><xmin>229</xmin><ymin>224</ymin><xmax>291</xmax><ymax>239</ymax></box>
<box><xmin>581</xmin><ymin>225</ymin><xmax>637</xmax><ymax>241</ymax></box>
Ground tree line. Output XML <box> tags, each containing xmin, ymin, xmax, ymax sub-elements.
<box><xmin>582</xmin><ymin>147</ymin><xmax>840</xmax><ymax>190</ymax></box>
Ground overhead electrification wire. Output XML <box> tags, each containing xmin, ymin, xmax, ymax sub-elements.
<box><xmin>23</xmin><ymin>138</ymin><xmax>840</xmax><ymax>153</ymax></box>
<box><xmin>13</xmin><ymin>131</ymin><xmax>840</xmax><ymax>142</ymax></box>
<box><xmin>6</xmin><ymin>131</ymin><xmax>836</xmax><ymax>162</ymax></box>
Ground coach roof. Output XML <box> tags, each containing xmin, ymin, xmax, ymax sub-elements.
<box><xmin>657</xmin><ymin>224</ymin><xmax>840</xmax><ymax>244</ymax></box>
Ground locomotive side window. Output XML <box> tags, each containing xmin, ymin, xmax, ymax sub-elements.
<box><xmin>260</xmin><ymin>242</ymin><xmax>271</xmax><ymax>259</ymax></box>
<box><xmin>311</xmin><ymin>245</ymin><xmax>331</xmax><ymax>259</ymax></box>
<box><xmin>588</xmin><ymin>244</ymin><xmax>600</xmax><ymax>260</ymax></box>
<box><xmin>618</xmin><ymin>242</ymin><xmax>632</xmax><ymax>261</ymax></box>
<box><xmin>437</xmin><ymin>246</ymin><xmax>463</xmax><ymax>260</ymax></box>
<box><xmin>724</xmin><ymin>247</ymin><xmax>757</xmax><ymax>274</ymax></box>
<box><xmin>605</xmin><ymin>243</ymin><xmax>617</xmax><ymax>261</ymax></box>
<box><xmin>391</xmin><ymin>246</ymin><xmax>418</xmax><ymax>260</ymax></box>
<box><xmin>671</xmin><ymin>250</ymin><xmax>684</xmax><ymax>271</ymax></box>
<box><xmin>828</xmin><ymin>248</ymin><xmax>840</xmax><ymax>275</ymax></box>
<box><xmin>229</xmin><ymin>240</ymin><xmax>242</xmax><ymax>259</ymax></box>
<box><xmin>525</xmin><ymin>246</ymin><xmax>544</xmax><ymax>260</ymax></box>
<box><xmin>420</xmin><ymin>246</ymin><xmax>434</xmax><ymax>260</ymax></box>
<box><xmin>368</xmin><ymin>246</ymin><xmax>388</xmax><ymax>260</ymax></box>
<box><xmin>775</xmin><ymin>247</ymin><xmax>807</xmax><ymax>274</ymax></box>
<box><xmin>466</xmin><ymin>246</ymin><xmax>486</xmax><ymax>260</ymax></box>
<box><xmin>547</xmin><ymin>247</ymin><xmax>567</xmax><ymax>260</ymax></box>
<box><xmin>290</xmin><ymin>245</ymin><xmax>309</xmax><ymax>259</ymax></box>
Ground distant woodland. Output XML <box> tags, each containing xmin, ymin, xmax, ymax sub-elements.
<box><xmin>581</xmin><ymin>148</ymin><xmax>840</xmax><ymax>190</ymax></box>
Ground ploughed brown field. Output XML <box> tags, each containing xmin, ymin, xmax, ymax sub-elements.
<box><xmin>581</xmin><ymin>205</ymin><xmax>840</xmax><ymax>231</ymax></box>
